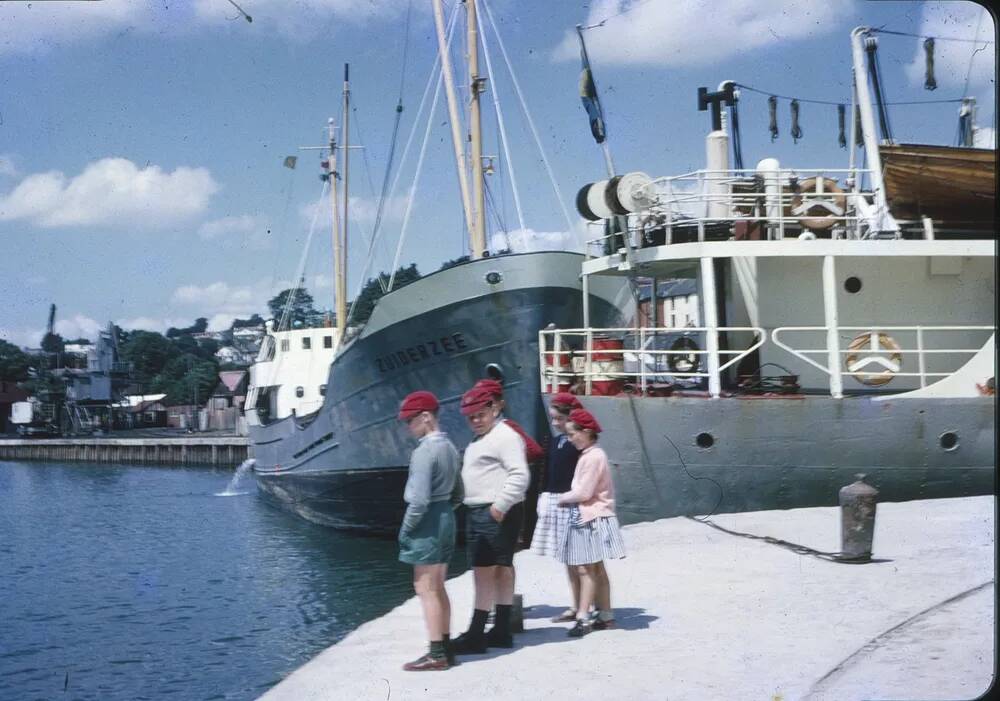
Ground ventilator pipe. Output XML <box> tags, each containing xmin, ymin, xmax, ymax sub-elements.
<box><xmin>756</xmin><ymin>157</ymin><xmax>782</xmax><ymax>239</ymax></box>
<box><xmin>704</xmin><ymin>80</ymin><xmax>734</xmax><ymax>220</ymax></box>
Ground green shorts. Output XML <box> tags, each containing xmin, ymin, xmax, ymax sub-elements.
<box><xmin>398</xmin><ymin>500</ymin><xmax>456</xmax><ymax>566</ymax></box>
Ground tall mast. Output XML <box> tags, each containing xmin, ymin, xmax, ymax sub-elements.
<box><xmin>432</xmin><ymin>0</ymin><xmax>476</xmax><ymax>245</ymax></box>
<box><xmin>467</xmin><ymin>0</ymin><xmax>487</xmax><ymax>258</ymax></box>
<box><xmin>338</xmin><ymin>63</ymin><xmax>350</xmax><ymax>338</ymax></box>
<box><xmin>329</xmin><ymin>115</ymin><xmax>345</xmax><ymax>340</ymax></box>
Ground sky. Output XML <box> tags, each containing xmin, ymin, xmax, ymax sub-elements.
<box><xmin>1</xmin><ymin>0</ymin><xmax>995</xmax><ymax>347</ymax></box>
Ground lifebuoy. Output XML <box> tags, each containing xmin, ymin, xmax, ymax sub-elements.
<box><xmin>668</xmin><ymin>336</ymin><xmax>700</xmax><ymax>374</ymax></box>
<box><xmin>789</xmin><ymin>176</ymin><xmax>846</xmax><ymax>231</ymax></box>
<box><xmin>844</xmin><ymin>332</ymin><xmax>902</xmax><ymax>386</ymax></box>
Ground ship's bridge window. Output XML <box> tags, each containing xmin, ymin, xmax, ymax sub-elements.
<box><xmin>323</xmin><ymin>335</ymin><xmax>333</xmax><ymax>349</ymax></box>
<box><xmin>319</xmin><ymin>384</ymin><xmax>327</xmax><ymax>396</ymax></box>
<box><xmin>295</xmin><ymin>386</ymin><xmax>304</xmax><ymax>398</ymax></box>
<box><xmin>280</xmin><ymin>339</ymin><xmax>290</xmax><ymax>352</ymax></box>
<box><xmin>302</xmin><ymin>337</ymin><xmax>312</xmax><ymax>350</ymax></box>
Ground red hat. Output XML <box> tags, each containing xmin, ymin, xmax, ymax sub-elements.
<box><xmin>460</xmin><ymin>385</ymin><xmax>496</xmax><ymax>416</ymax></box>
<box><xmin>568</xmin><ymin>408</ymin><xmax>601</xmax><ymax>433</ymax></box>
<box><xmin>550</xmin><ymin>392</ymin><xmax>582</xmax><ymax>410</ymax></box>
<box><xmin>474</xmin><ymin>378</ymin><xmax>504</xmax><ymax>398</ymax></box>
<box><xmin>398</xmin><ymin>390</ymin><xmax>439</xmax><ymax>420</ymax></box>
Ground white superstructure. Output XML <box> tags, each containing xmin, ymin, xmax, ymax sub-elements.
<box><xmin>246</xmin><ymin>321</ymin><xmax>339</xmax><ymax>420</ymax></box>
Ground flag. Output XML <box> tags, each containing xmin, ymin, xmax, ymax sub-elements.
<box><xmin>283</xmin><ymin>155</ymin><xmax>297</xmax><ymax>169</ymax></box>
<box><xmin>579</xmin><ymin>56</ymin><xmax>606</xmax><ymax>144</ymax></box>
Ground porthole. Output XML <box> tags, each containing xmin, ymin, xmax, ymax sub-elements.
<box><xmin>485</xmin><ymin>271</ymin><xmax>503</xmax><ymax>285</ymax></box>
<box><xmin>844</xmin><ymin>276</ymin><xmax>862</xmax><ymax>294</ymax></box>
<box><xmin>939</xmin><ymin>431</ymin><xmax>959</xmax><ymax>451</ymax></box>
<box><xmin>696</xmin><ymin>432</ymin><xmax>715</xmax><ymax>449</ymax></box>
<box><xmin>295</xmin><ymin>386</ymin><xmax>304</xmax><ymax>398</ymax></box>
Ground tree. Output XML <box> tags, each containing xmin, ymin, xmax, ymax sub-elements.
<box><xmin>268</xmin><ymin>288</ymin><xmax>319</xmax><ymax>330</ymax></box>
<box><xmin>151</xmin><ymin>354</ymin><xmax>219</xmax><ymax>405</ymax></box>
<box><xmin>231</xmin><ymin>314</ymin><xmax>264</xmax><ymax>329</ymax></box>
<box><xmin>349</xmin><ymin>264</ymin><xmax>421</xmax><ymax>326</ymax></box>
<box><xmin>40</xmin><ymin>332</ymin><xmax>65</xmax><ymax>354</ymax></box>
<box><xmin>0</xmin><ymin>340</ymin><xmax>30</xmax><ymax>382</ymax></box>
<box><xmin>119</xmin><ymin>331</ymin><xmax>176</xmax><ymax>388</ymax></box>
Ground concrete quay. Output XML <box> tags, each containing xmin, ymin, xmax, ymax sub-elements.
<box><xmin>260</xmin><ymin>495</ymin><xmax>995</xmax><ymax>701</ymax></box>
<box><xmin>0</xmin><ymin>435</ymin><xmax>248</xmax><ymax>466</ymax></box>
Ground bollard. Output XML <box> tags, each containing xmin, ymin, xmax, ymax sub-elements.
<box><xmin>839</xmin><ymin>473</ymin><xmax>878</xmax><ymax>561</ymax></box>
<box><xmin>511</xmin><ymin>593</ymin><xmax>524</xmax><ymax>633</ymax></box>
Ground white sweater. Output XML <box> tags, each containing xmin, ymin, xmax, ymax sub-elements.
<box><xmin>461</xmin><ymin>421</ymin><xmax>529</xmax><ymax>514</ymax></box>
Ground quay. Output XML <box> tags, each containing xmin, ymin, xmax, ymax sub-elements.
<box><xmin>0</xmin><ymin>435</ymin><xmax>248</xmax><ymax>466</ymax></box>
<box><xmin>260</xmin><ymin>495</ymin><xmax>994</xmax><ymax>700</ymax></box>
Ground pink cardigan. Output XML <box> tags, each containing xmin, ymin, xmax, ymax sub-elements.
<box><xmin>557</xmin><ymin>444</ymin><xmax>616</xmax><ymax>523</ymax></box>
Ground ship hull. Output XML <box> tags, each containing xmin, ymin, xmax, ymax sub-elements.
<box><xmin>564</xmin><ymin>394</ymin><xmax>995</xmax><ymax>524</ymax></box>
<box><xmin>249</xmin><ymin>251</ymin><xmax>627</xmax><ymax>534</ymax></box>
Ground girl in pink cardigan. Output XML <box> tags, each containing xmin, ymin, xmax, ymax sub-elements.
<box><xmin>557</xmin><ymin>408</ymin><xmax>626</xmax><ymax>637</ymax></box>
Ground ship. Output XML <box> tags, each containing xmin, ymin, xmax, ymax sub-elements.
<box><xmin>246</xmin><ymin>0</ymin><xmax>627</xmax><ymax>533</ymax></box>
<box><xmin>539</xmin><ymin>26</ymin><xmax>995</xmax><ymax>525</ymax></box>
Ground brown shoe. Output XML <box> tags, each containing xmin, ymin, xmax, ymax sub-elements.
<box><xmin>592</xmin><ymin>618</ymin><xmax>616</xmax><ymax>631</ymax></box>
<box><xmin>550</xmin><ymin>608</ymin><xmax>577</xmax><ymax>623</ymax></box>
<box><xmin>402</xmin><ymin>653</ymin><xmax>449</xmax><ymax>671</ymax></box>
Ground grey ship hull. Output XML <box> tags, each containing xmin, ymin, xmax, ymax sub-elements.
<box><xmin>567</xmin><ymin>394</ymin><xmax>995</xmax><ymax>525</ymax></box>
<box><xmin>249</xmin><ymin>251</ymin><xmax>626</xmax><ymax>533</ymax></box>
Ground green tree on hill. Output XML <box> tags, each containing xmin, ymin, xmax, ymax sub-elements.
<box><xmin>268</xmin><ymin>288</ymin><xmax>320</xmax><ymax>330</ymax></box>
<box><xmin>0</xmin><ymin>340</ymin><xmax>31</xmax><ymax>382</ymax></box>
<box><xmin>349</xmin><ymin>264</ymin><xmax>421</xmax><ymax>326</ymax></box>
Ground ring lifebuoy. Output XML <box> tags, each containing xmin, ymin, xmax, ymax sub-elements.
<box><xmin>789</xmin><ymin>177</ymin><xmax>846</xmax><ymax>231</ymax></box>
<box><xmin>844</xmin><ymin>332</ymin><xmax>902</xmax><ymax>386</ymax></box>
<box><xmin>668</xmin><ymin>336</ymin><xmax>700</xmax><ymax>374</ymax></box>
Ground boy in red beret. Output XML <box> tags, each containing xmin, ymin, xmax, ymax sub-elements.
<box><xmin>397</xmin><ymin>391</ymin><xmax>463</xmax><ymax>670</ymax></box>
<box><xmin>451</xmin><ymin>384</ymin><xmax>530</xmax><ymax>654</ymax></box>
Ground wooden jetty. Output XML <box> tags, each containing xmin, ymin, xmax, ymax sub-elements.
<box><xmin>0</xmin><ymin>437</ymin><xmax>249</xmax><ymax>467</ymax></box>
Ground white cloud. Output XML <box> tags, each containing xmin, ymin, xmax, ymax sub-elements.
<box><xmin>0</xmin><ymin>0</ymin><xmax>413</xmax><ymax>56</ymax></box>
<box><xmin>0</xmin><ymin>158</ymin><xmax>219</xmax><ymax>230</ymax></box>
<box><xmin>553</xmin><ymin>0</ymin><xmax>846</xmax><ymax>66</ymax></box>
<box><xmin>55</xmin><ymin>314</ymin><xmax>104</xmax><ymax>341</ymax></box>
<box><xmin>198</xmin><ymin>214</ymin><xmax>259</xmax><ymax>240</ymax></box>
<box><xmin>172</xmin><ymin>281</ymin><xmax>255</xmax><ymax>310</ymax></box>
<box><xmin>903</xmin><ymin>3</ymin><xmax>995</xmax><ymax>96</ymax></box>
<box><xmin>117</xmin><ymin>316</ymin><xmax>190</xmax><ymax>335</ymax></box>
<box><xmin>973</xmin><ymin>126</ymin><xmax>996</xmax><ymax>149</ymax></box>
<box><xmin>300</xmin><ymin>194</ymin><xmax>409</xmax><ymax>227</ymax></box>
<box><xmin>490</xmin><ymin>226</ymin><xmax>585</xmax><ymax>254</ymax></box>
<box><xmin>0</xmin><ymin>326</ymin><xmax>43</xmax><ymax>349</ymax></box>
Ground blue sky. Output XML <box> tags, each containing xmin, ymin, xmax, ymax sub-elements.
<box><xmin>1</xmin><ymin>0</ymin><xmax>994</xmax><ymax>346</ymax></box>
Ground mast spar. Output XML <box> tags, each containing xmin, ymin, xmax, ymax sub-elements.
<box><xmin>467</xmin><ymin>0</ymin><xmax>487</xmax><ymax>258</ymax></box>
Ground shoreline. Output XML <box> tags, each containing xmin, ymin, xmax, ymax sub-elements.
<box><xmin>260</xmin><ymin>495</ymin><xmax>995</xmax><ymax>700</ymax></box>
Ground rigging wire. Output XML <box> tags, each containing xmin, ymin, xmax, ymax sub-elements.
<box><xmin>581</xmin><ymin>0</ymin><xmax>658</xmax><ymax>30</ymax></box>
<box><xmin>871</xmin><ymin>27</ymin><xmax>995</xmax><ymax>45</ymax></box>
<box><xmin>479</xmin><ymin>0</ymin><xmax>576</xmax><ymax>233</ymax></box>
<box><xmin>734</xmin><ymin>82</ymin><xmax>964</xmax><ymax>107</ymax></box>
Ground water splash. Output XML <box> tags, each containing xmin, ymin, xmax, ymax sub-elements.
<box><xmin>216</xmin><ymin>459</ymin><xmax>256</xmax><ymax>496</ymax></box>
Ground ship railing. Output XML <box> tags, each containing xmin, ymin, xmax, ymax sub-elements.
<box><xmin>539</xmin><ymin>326</ymin><xmax>765</xmax><ymax>397</ymax></box>
<box><xmin>585</xmin><ymin>167</ymin><xmax>878</xmax><ymax>252</ymax></box>
<box><xmin>771</xmin><ymin>325</ymin><xmax>995</xmax><ymax>396</ymax></box>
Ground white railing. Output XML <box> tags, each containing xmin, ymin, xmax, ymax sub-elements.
<box><xmin>771</xmin><ymin>325</ymin><xmax>994</xmax><ymax>394</ymax></box>
<box><xmin>539</xmin><ymin>326</ymin><xmax>765</xmax><ymax>398</ymax></box>
<box><xmin>585</xmin><ymin>167</ymin><xmax>878</xmax><ymax>252</ymax></box>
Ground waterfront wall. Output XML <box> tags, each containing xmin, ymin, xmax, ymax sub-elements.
<box><xmin>0</xmin><ymin>437</ymin><xmax>248</xmax><ymax>467</ymax></box>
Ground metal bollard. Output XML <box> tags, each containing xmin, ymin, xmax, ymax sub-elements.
<box><xmin>839</xmin><ymin>473</ymin><xmax>878</xmax><ymax>561</ymax></box>
<box><xmin>511</xmin><ymin>594</ymin><xmax>524</xmax><ymax>633</ymax></box>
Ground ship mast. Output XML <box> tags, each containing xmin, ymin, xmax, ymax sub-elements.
<box><xmin>467</xmin><ymin>0</ymin><xmax>487</xmax><ymax>258</ymax></box>
<box><xmin>338</xmin><ymin>63</ymin><xmax>350</xmax><ymax>339</ymax></box>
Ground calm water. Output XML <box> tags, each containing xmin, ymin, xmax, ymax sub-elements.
<box><xmin>0</xmin><ymin>460</ymin><xmax>443</xmax><ymax>701</ymax></box>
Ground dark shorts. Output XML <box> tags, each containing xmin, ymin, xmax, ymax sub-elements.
<box><xmin>399</xmin><ymin>500</ymin><xmax>456</xmax><ymax>566</ymax></box>
<box><xmin>465</xmin><ymin>502</ymin><xmax>524</xmax><ymax>567</ymax></box>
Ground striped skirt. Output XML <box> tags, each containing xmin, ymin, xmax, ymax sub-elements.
<box><xmin>561</xmin><ymin>507</ymin><xmax>626</xmax><ymax>566</ymax></box>
<box><xmin>530</xmin><ymin>492</ymin><xmax>573</xmax><ymax>561</ymax></box>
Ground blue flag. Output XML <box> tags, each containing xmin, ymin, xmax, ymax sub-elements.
<box><xmin>579</xmin><ymin>60</ymin><xmax>606</xmax><ymax>144</ymax></box>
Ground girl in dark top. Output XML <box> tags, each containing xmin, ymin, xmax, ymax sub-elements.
<box><xmin>529</xmin><ymin>392</ymin><xmax>583</xmax><ymax>623</ymax></box>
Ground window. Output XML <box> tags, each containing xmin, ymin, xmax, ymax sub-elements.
<box><xmin>323</xmin><ymin>335</ymin><xmax>333</xmax><ymax>349</ymax></box>
<box><xmin>295</xmin><ymin>386</ymin><xmax>304</xmax><ymax>398</ymax></box>
<box><xmin>280</xmin><ymin>339</ymin><xmax>290</xmax><ymax>352</ymax></box>
<box><xmin>319</xmin><ymin>384</ymin><xmax>327</xmax><ymax>396</ymax></box>
<box><xmin>302</xmin><ymin>337</ymin><xmax>312</xmax><ymax>350</ymax></box>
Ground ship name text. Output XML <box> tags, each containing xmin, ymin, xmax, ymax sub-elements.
<box><xmin>375</xmin><ymin>332</ymin><xmax>468</xmax><ymax>373</ymax></box>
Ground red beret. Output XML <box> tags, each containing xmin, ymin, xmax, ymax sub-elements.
<box><xmin>474</xmin><ymin>378</ymin><xmax>504</xmax><ymax>398</ymax></box>
<box><xmin>550</xmin><ymin>392</ymin><xmax>582</xmax><ymax>410</ymax></box>
<box><xmin>568</xmin><ymin>408</ymin><xmax>601</xmax><ymax>433</ymax></box>
<box><xmin>398</xmin><ymin>390</ymin><xmax>439</xmax><ymax>420</ymax></box>
<box><xmin>460</xmin><ymin>385</ymin><xmax>496</xmax><ymax>415</ymax></box>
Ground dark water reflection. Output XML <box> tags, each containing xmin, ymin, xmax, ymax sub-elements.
<box><xmin>0</xmin><ymin>461</ymin><xmax>439</xmax><ymax>700</ymax></box>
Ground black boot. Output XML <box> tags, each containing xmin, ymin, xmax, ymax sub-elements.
<box><xmin>451</xmin><ymin>609</ymin><xmax>489</xmax><ymax>655</ymax></box>
<box><xmin>485</xmin><ymin>604</ymin><xmax>513</xmax><ymax>648</ymax></box>
<box><xmin>442</xmin><ymin>633</ymin><xmax>458</xmax><ymax>666</ymax></box>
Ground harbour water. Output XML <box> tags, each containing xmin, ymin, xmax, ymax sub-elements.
<box><xmin>0</xmin><ymin>460</ymin><xmax>448</xmax><ymax>701</ymax></box>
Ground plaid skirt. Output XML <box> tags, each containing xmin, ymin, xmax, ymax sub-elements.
<box><xmin>561</xmin><ymin>507</ymin><xmax>626</xmax><ymax>566</ymax></box>
<box><xmin>529</xmin><ymin>492</ymin><xmax>572</xmax><ymax>561</ymax></box>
